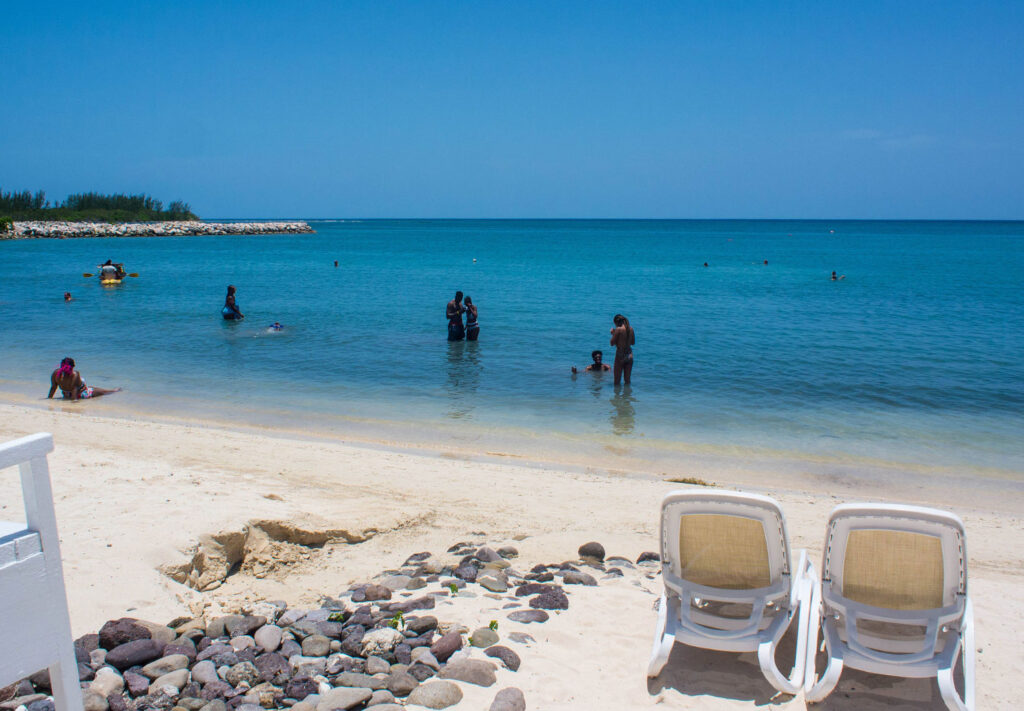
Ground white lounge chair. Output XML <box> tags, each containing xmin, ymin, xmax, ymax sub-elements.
<box><xmin>803</xmin><ymin>503</ymin><xmax>975</xmax><ymax>710</ymax></box>
<box><xmin>0</xmin><ymin>433</ymin><xmax>83</xmax><ymax>711</ymax></box>
<box><xmin>647</xmin><ymin>490</ymin><xmax>816</xmax><ymax>694</ymax></box>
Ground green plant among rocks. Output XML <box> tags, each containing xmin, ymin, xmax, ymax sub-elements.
<box><xmin>389</xmin><ymin>611</ymin><xmax>406</xmax><ymax>630</ymax></box>
<box><xmin>489</xmin><ymin>620</ymin><xmax>499</xmax><ymax>631</ymax></box>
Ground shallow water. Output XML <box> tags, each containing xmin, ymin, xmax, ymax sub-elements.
<box><xmin>2</xmin><ymin>219</ymin><xmax>1022</xmax><ymax>474</ymax></box>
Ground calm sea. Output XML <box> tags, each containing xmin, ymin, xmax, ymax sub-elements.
<box><xmin>1</xmin><ymin>220</ymin><xmax>1022</xmax><ymax>475</ymax></box>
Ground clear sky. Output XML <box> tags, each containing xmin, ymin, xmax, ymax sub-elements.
<box><xmin>2</xmin><ymin>1</ymin><xmax>1022</xmax><ymax>219</ymax></box>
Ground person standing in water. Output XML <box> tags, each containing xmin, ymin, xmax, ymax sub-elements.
<box><xmin>464</xmin><ymin>296</ymin><xmax>479</xmax><ymax>341</ymax></box>
<box><xmin>446</xmin><ymin>291</ymin><xmax>465</xmax><ymax>341</ymax></box>
<box><xmin>222</xmin><ymin>285</ymin><xmax>244</xmax><ymax>320</ymax></box>
<box><xmin>47</xmin><ymin>357</ymin><xmax>120</xmax><ymax>400</ymax></box>
<box><xmin>610</xmin><ymin>314</ymin><xmax>635</xmax><ymax>385</ymax></box>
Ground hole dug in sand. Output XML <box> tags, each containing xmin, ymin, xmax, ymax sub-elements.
<box><xmin>161</xmin><ymin>519</ymin><xmax>375</xmax><ymax>591</ymax></box>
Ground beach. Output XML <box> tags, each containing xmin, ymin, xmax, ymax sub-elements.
<box><xmin>1</xmin><ymin>398</ymin><xmax>1020</xmax><ymax>709</ymax></box>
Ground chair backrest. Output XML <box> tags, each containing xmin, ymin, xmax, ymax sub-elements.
<box><xmin>822</xmin><ymin>504</ymin><xmax>966</xmax><ymax>611</ymax></box>
<box><xmin>661</xmin><ymin>491</ymin><xmax>791</xmax><ymax>591</ymax></box>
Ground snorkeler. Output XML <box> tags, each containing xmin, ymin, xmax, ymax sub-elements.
<box><xmin>572</xmin><ymin>350</ymin><xmax>612</xmax><ymax>374</ymax></box>
<box><xmin>47</xmin><ymin>357</ymin><xmax>120</xmax><ymax>401</ymax></box>
<box><xmin>222</xmin><ymin>285</ymin><xmax>244</xmax><ymax>320</ymax></box>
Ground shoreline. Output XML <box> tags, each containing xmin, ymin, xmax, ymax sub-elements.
<box><xmin>4</xmin><ymin>220</ymin><xmax>314</xmax><ymax>239</ymax></box>
<box><xmin>0</xmin><ymin>401</ymin><xmax>1021</xmax><ymax>708</ymax></box>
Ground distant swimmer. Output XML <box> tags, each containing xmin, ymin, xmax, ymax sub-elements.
<box><xmin>446</xmin><ymin>290</ymin><xmax>465</xmax><ymax>341</ymax></box>
<box><xmin>334</xmin><ymin>260</ymin><xmax>338</xmax><ymax>267</ymax></box>
<box><xmin>64</xmin><ymin>292</ymin><xmax>72</xmax><ymax>302</ymax></box>
<box><xmin>47</xmin><ymin>357</ymin><xmax>120</xmax><ymax>401</ymax></box>
<box><xmin>572</xmin><ymin>350</ymin><xmax>611</xmax><ymax>374</ymax></box>
<box><xmin>268</xmin><ymin>322</ymin><xmax>283</xmax><ymax>331</ymax></box>
<box><xmin>610</xmin><ymin>314</ymin><xmax>635</xmax><ymax>386</ymax></box>
<box><xmin>831</xmin><ymin>271</ymin><xmax>846</xmax><ymax>281</ymax></box>
<box><xmin>464</xmin><ymin>296</ymin><xmax>479</xmax><ymax>341</ymax></box>
<box><xmin>222</xmin><ymin>285</ymin><xmax>244</xmax><ymax>320</ymax></box>
<box><xmin>703</xmin><ymin>262</ymin><xmax>709</xmax><ymax>267</ymax></box>
<box><xmin>764</xmin><ymin>259</ymin><xmax>768</xmax><ymax>265</ymax></box>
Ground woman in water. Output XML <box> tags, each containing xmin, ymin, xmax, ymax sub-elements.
<box><xmin>464</xmin><ymin>296</ymin><xmax>479</xmax><ymax>341</ymax></box>
<box><xmin>610</xmin><ymin>314</ymin><xmax>635</xmax><ymax>385</ymax></box>
<box><xmin>222</xmin><ymin>285</ymin><xmax>244</xmax><ymax>320</ymax></box>
<box><xmin>47</xmin><ymin>357</ymin><xmax>120</xmax><ymax>400</ymax></box>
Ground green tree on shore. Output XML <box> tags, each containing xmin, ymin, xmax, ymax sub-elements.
<box><xmin>0</xmin><ymin>188</ymin><xmax>198</xmax><ymax>222</ymax></box>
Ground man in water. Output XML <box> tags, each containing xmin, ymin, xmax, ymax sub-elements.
<box><xmin>99</xmin><ymin>259</ymin><xmax>119</xmax><ymax>281</ymax></box>
<box><xmin>831</xmin><ymin>271</ymin><xmax>845</xmax><ymax>280</ymax></box>
<box><xmin>268</xmin><ymin>322</ymin><xmax>283</xmax><ymax>331</ymax></box>
<box><xmin>64</xmin><ymin>292</ymin><xmax>72</xmax><ymax>302</ymax></box>
<box><xmin>572</xmin><ymin>350</ymin><xmax>611</xmax><ymax>374</ymax></box>
<box><xmin>446</xmin><ymin>291</ymin><xmax>465</xmax><ymax>341</ymax></box>
<box><xmin>47</xmin><ymin>357</ymin><xmax>120</xmax><ymax>401</ymax></box>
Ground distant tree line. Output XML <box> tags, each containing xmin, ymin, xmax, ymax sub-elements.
<box><xmin>0</xmin><ymin>189</ymin><xmax>197</xmax><ymax>225</ymax></box>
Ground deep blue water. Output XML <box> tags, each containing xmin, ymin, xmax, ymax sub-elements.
<box><xmin>2</xmin><ymin>220</ymin><xmax>1022</xmax><ymax>472</ymax></box>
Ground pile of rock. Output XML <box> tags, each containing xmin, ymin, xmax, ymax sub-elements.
<box><xmin>6</xmin><ymin>222</ymin><xmax>314</xmax><ymax>239</ymax></box>
<box><xmin>0</xmin><ymin>541</ymin><xmax>659</xmax><ymax>711</ymax></box>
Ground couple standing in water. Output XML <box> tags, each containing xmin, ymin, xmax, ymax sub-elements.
<box><xmin>446</xmin><ymin>291</ymin><xmax>479</xmax><ymax>341</ymax></box>
<box><xmin>573</xmin><ymin>314</ymin><xmax>635</xmax><ymax>385</ymax></box>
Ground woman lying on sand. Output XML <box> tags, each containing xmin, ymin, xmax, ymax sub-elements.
<box><xmin>47</xmin><ymin>357</ymin><xmax>120</xmax><ymax>401</ymax></box>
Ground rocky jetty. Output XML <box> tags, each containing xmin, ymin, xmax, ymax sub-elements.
<box><xmin>0</xmin><ymin>541</ymin><xmax>662</xmax><ymax>711</ymax></box>
<box><xmin>5</xmin><ymin>221</ymin><xmax>314</xmax><ymax>239</ymax></box>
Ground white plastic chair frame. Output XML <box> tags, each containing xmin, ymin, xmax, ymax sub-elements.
<box><xmin>647</xmin><ymin>490</ymin><xmax>816</xmax><ymax>695</ymax></box>
<box><xmin>0</xmin><ymin>433</ymin><xmax>83</xmax><ymax>711</ymax></box>
<box><xmin>804</xmin><ymin>503</ymin><xmax>975</xmax><ymax>710</ymax></box>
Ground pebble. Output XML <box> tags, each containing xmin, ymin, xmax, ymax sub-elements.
<box><xmin>489</xmin><ymin>687</ymin><xmax>526</xmax><ymax>711</ymax></box>
<box><xmin>367</xmin><ymin>690</ymin><xmax>396</xmax><ymax>706</ymax></box>
<box><xmin>148</xmin><ymin>669</ymin><xmax>189</xmax><ymax>695</ymax></box>
<box><xmin>406</xmin><ymin>615</ymin><xmax>437</xmax><ymax>634</ymax></box>
<box><xmin>189</xmin><ymin>661</ymin><xmax>217</xmax><ymax>686</ymax></box>
<box><xmin>384</xmin><ymin>671</ymin><xmax>418</xmax><ymax>697</ymax></box>
<box><xmin>224</xmin><ymin>661</ymin><xmax>260</xmax><ymax>687</ymax></box>
<box><xmin>410</xmin><ymin>648</ymin><xmax>441</xmax><ymax>670</ymax></box>
<box><xmin>314</xmin><ymin>687</ymin><xmax>372</xmax><ymax>711</ymax></box>
<box><xmin>506</xmin><ymin>633</ymin><xmax>535</xmax><ymax>645</ymax></box>
<box><xmin>142</xmin><ymin>655</ymin><xmax>189</xmax><ymax>680</ymax></box>
<box><xmin>478</xmin><ymin>575</ymin><xmax>508</xmax><ymax>593</ymax></box>
<box><xmin>562</xmin><ymin>571</ymin><xmax>598</xmax><ymax>586</ymax></box>
<box><xmin>105</xmin><ymin>639</ymin><xmax>164</xmax><ymax>670</ymax></box>
<box><xmin>89</xmin><ymin>668</ymin><xmax>124</xmax><ymax>698</ymax></box>
<box><xmin>406</xmin><ymin>680</ymin><xmax>463</xmax><ymax>709</ymax></box>
<box><xmin>429</xmin><ymin>632</ymin><xmax>462</xmax><ymax>663</ymax></box>
<box><xmin>229</xmin><ymin>636</ymin><xmax>255</xmax><ymax>651</ymax></box>
<box><xmin>365</xmin><ymin>656</ymin><xmax>390</xmax><ymax>675</ymax></box>
<box><xmin>485</xmin><ymin>646</ymin><xmax>521</xmax><ymax>672</ymax></box>
<box><xmin>253</xmin><ymin>625</ymin><xmax>282</xmax><ymax>653</ymax></box>
<box><xmin>438</xmin><ymin>659</ymin><xmax>497</xmax><ymax>687</ymax></box>
<box><xmin>529</xmin><ymin>589</ymin><xmax>569</xmax><ymax>610</ymax></box>
<box><xmin>81</xmin><ymin>691</ymin><xmax>108</xmax><ymax>711</ymax></box>
<box><xmin>469</xmin><ymin>628</ymin><xmax>500</xmax><ymax>648</ymax></box>
<box><xmin>379</xmin><ymin>575</ymin><xmax>411</xmax><ymax>591</ymax></box>
<box><xmin>301</xmin><ymin>635</ymin><xmax>331</xmax><ymax>657</ymax></box>
<box><xmin>360</xmin><ymin>628</ymin><xmax>405</xmax><ymax>657</ymax></box>
<box><xmin>636</xmin><ymin>551</ymin><xmax>661</xmax><ymax>563</ymax></box>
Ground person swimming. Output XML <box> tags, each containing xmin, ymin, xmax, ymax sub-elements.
<box><xmin>464</xmin><ymin>296</ymin><xmax>479</xmax><ymax>341</ymax></box>
<box><xmin>222</xmin><ymin>285</ymin><xmax>244</xmax><ymax>320</ymax></box>
<box><xmin>268</xmin><ymin>322</ymin><xmax>283</xmax><ymax>331</ymax></box>
<box><xmin>47</xmin><ymin>357</ymin><xmax>120</xmax><ymax>401</ymax></box>
<box><xmin>572</xmin><ymin>350</ymin><xmax>611</xmax><ymax>374</ymax></box>
<box><xmin>64</xmin><ymin>292</ymin><xmax>72</xmax><ymax>302</ymax></box>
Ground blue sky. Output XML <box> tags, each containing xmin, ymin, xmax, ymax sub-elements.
<box><xmin>2</xmin><ymin>1</ymin><xmax>1022</xmax><ymax>218</ymax></box>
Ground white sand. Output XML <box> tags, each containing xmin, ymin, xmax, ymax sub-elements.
<box><xmin>1</xmin><ymin>400</ymin><xmax>1021</xmax><ymax>709</ymax></box>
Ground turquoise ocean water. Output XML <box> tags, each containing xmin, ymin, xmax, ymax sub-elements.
<box><xmin>1</xmin><ymin>220</ymin><xmax>1022</xmax><ymax>475</ymax></box>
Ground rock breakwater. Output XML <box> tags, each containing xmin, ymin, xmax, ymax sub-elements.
<box><xmin>5</xmin><ymin>221</ymin><xmax>314</xmax><ymax>239</ymax></box>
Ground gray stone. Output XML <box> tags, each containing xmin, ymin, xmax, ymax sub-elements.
<box><xmin>301</xmin><ymin>635</ymin><xmax>331</xmax><ymax>657</ymax></box>
<box><xmin>364</xmin><ymin>656</ymin><xmax>390</xmax><ymax>675</ymax></box>
<box><xmin>367</xmin><ymin>690</ymin><xmax>396</xmax><ymax>706</ymax></box>
<box><xmin>636</xmin><ymin>551</ymin><xmax>660</xmax><ymax>563</ymax></box>
<box><xmin>283</xmin><ymin>677</ymin><xmax>318</xmax><ymax>700</ymax></box>
<box><xmin>489</xmin><ymin>687</ymin><xmax>526</xmax><ymax>711</ymax></box>
<box><xmin>81</xmin><ymin>691</ymin><xmax>108</xmax><ymax>711</ymax></box>
<box><xmin>485</xmin><ymin>646</ymin><xmax>521</xmax><ymax>672</ymax></box>
<box><xmin>89</xmin><ymin>668</ymin><xmax>124</xmax><ymax>698</ymax></box>
<box><xmin>99</xmin><ymin>619</ymin><xmax>151</xmax><ymax>651</ymax></box>
<box><xmin>470</xmin><ymin>627</ymin><xmax>500</xmax><ymax>648</ymax></box>
<box><xmin>26</xmin><ymin>700</ymin><xmax>55</xmax><ymax>711</ymax></box>
<box><xmin>410</xmin><ymin>648</ymin><xmax>440</xmax><ymax>670</ymax></box>
<box><xmin>142</xmin><ymin>654</ymin><xmax>190</xmax><ymax>680</ymax></box>
<box><xmin>475</xmin><ymin>547</ymin><xmax>501</xmax><ymax>563</ymax></box>
<box><xmin>507</xmin><ymin>610</ymin><xmax>548</xmax><ymax>624</ymax></box>
<box><xmin>149</xmin><ymin>668</ymin><xmax>189</xmax><ymax>694</ymax></box>
<box><xmin>506</xmin><ymin>632</ymin><xmax>535</xmax><ymax>645</ymax></box>
<box><xmin>360</xmin><ymin>628</ymin><xmax>404</xmax><ymax>657</ymax></box>
<box><xmin>253</xmin><ymin>652</ymin><xmax>290</xmax><ymax>684</ymax></box>
<box><xmin>406</xmin><ymin>680</ymin><xmax>462</xmax><ymax>709</ymax></box>
<box><xmin>379</xmin><ymin>575</ymin><xmax>411</xmax><ymax>591</ymax></box>
<box><xmin>190</xmin><ymin>661</ymin><xmax>218</xmax><ymax>685</ymax></box>
<box><xmin>331</xmin><ymin>672</ymin><xmax>376</xmax><ymax>689</ymax></box>
<box><xmin>477</xmin><ymin>575</ymin><xmax>508</xmax><ymax>593</ymax></box>
<box><xmin>105</xmin><ymin>639</ymin><xmax>164</xmax><ymax>670</ymax></box>
<box><xmin>361</xmin><ymin>584</ymin><xmax>391</xmax><ymax>601</ymax></box>
<box><xmin>227</xmin><ymin>616</ymin><xmax>267</xmax><ymax>639</ymax></box>
<box><xmin>438</xmin><ymin>659</ymin><xmax>497</xmax><ymax>687</ymax></box>
<box><xmin>206</xmin><ymin>615</ymin><xmax>243</xmax><ymax>639</ymax></box>
<box><xmin>407</xmin><ymin>663</ymin><xmax>435</xmax><ymax>682</ymax></box>
<box><xmin>135</xmin><ymin>621</ymin><xmax>177</xmax><ymax>646</ymax></box>
<box><xmin>406</xmin><ymin>577</ymin><xmax>427</xmax><ymax>590</ymax></box>
<box><xmin>562</xmin><ymin>571</ymin><xmax>598</xmax><ymax>586</ymax></box>
<box><xmin>384</xmin><ymin>671</ymin><xmax>418</xmax><ymax>697</ymax></box>
<box><xmin>452</xmin><ymin>564</ymin><xmax>477</xmax><ymax>583</ymax></box>
<box><xmin>230</xmin><ymin>635</ymin><xmax>255</xmax><ymax>651</ymax></box>
<box><xmin>429</xmin><ymin>632</ymin><xmax>462</xmax><ymax>663</ymax></box>
<box><xmin>314</xmin><ymin>687</ymin><xmax>372</xmax><ymax>711</ymax></box>
<box><xmin>123</xmin><ymin>671</ymin><xmax>150</xmax><ymax>697</ymax></box>
<box><xmin>578</xmin><ymin>541</ymin><xmax>605</xmax><ymax>561</ymax></box>
<box><xmin>529</xmin><ymin>589</ymin><xmax>569</xmax><ymax>610</ymax></box>
<box><xmin>224</xmin><ymin>661</ymin><xmax>260</xmax><ymax>687</ymax></box>
<box><xmin>198</xmin><ymin>701</ymin><xmax>227</xmax><ymax>711</ymax></box>
<box><xmin>199</xmin><ymin>681</ymin><xmax>232</xmax><ymax>700</ymax></box>
<box><xmin>277</xmin><ymin>609</ymin><xmax>307</xmax><ymax>628</ymax></box>
<box><xmin>497</xmin><ymin>546</ymin><xmax>519</xmax><ymax>559</ymax></box>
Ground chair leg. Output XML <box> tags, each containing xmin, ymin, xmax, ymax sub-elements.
<box><xmin>49</xmin><ymin>653</ymin><xmax>85</xmax><ymax>711</ymax></box>
<box><xmin>758</xmin><ymin>569</ymin><xmax>815</xmax><ymax>694</ymax></box>
<box><xmin>805</xmin><ymin>622</ymin><xmax>844</xmax><ymax>704</ymax></box>
<box><xmin>937</xmin><ymin>599</ymin><xmax>975</xmax><ymax>711</ymax></box>
<box><xmin>648</xmin><ymin>593</ymin><xmax>675</xmax><ymax>677</ymax></box>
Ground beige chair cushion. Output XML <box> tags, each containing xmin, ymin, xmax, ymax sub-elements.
<box><xmin>842</xmin><ymin>529</ymin><xmax>944</xmax><ymax>610</ymax></box>
<box><xmin>678</xmin><ymin>514</ymin><xmax>772</xmax><ymax>589</ymax></box>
